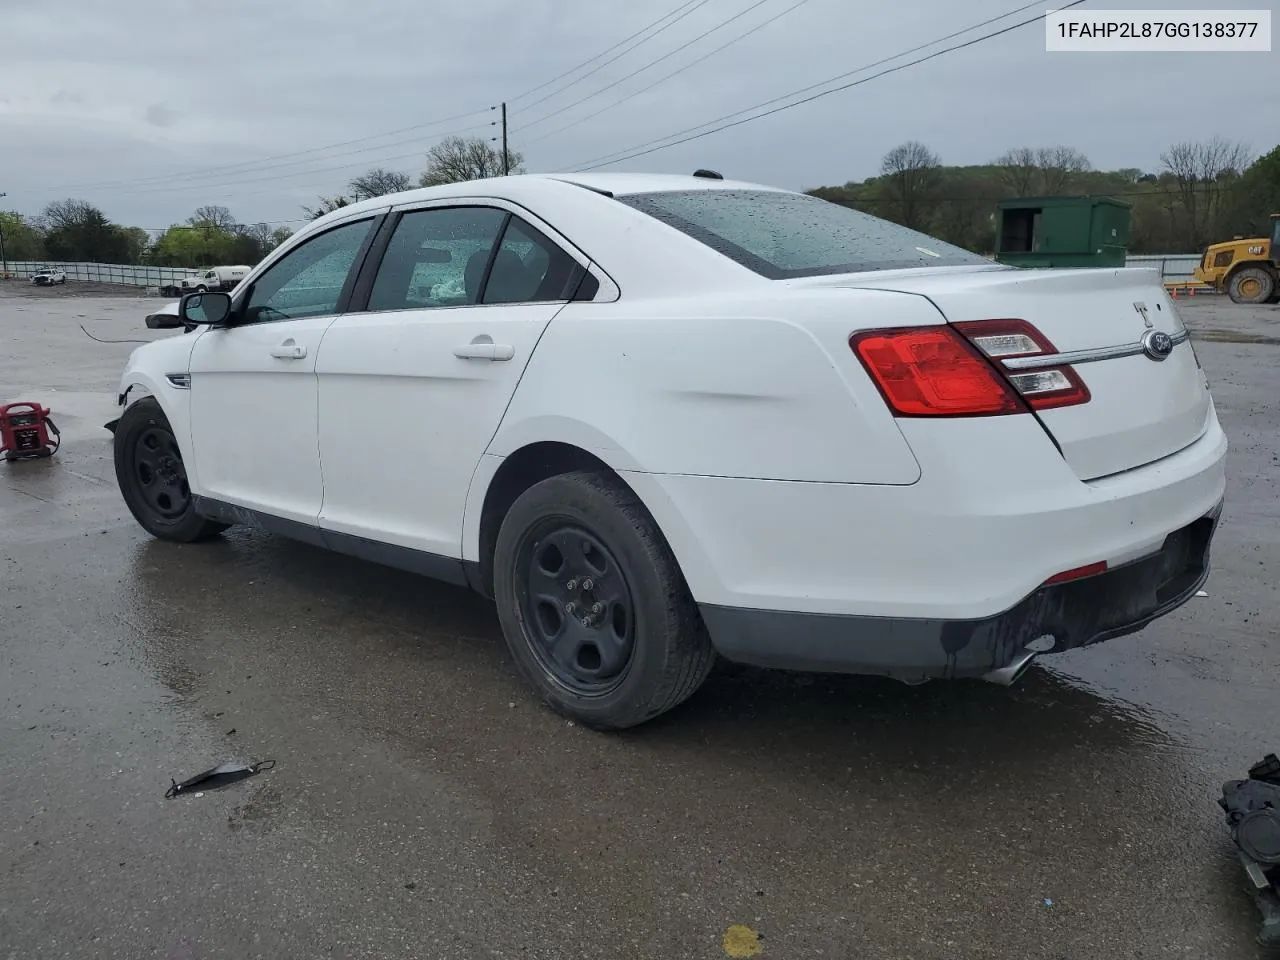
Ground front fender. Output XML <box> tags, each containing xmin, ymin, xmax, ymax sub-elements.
<box><xmin>114</xmin><ymin>334</ymin><xmax>203</xmax><ymax>491</ymax></box>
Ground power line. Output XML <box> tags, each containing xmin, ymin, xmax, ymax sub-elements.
<box><xmin>15</xmin><ymin>4</ymin><xmax>707</xmax><ymax>197</ymax></box>
<box><xmin>26</xmin><ymin>109</ymin><xmax>492</xmax><ymax>195</ymax></box>
<box><xmin>107</xmin><ymin>128</ymin><xmax>484</xmax><ymax>198</ymax></box>
<box><xmin>104</xmin><ymin>122</ymin><xmax>489</xmax><ymax>197</ymax></box>
<box><xmin>517</xmin><ymin>0</ymin><xmax>783</xmax><ymax>134</ymax></box>
<box><xmin>567</xmin><ymin>0</ymin><xmax>1060</xmax><ymax>171</ymax></box>
<box><xmin>516</xmin><ymin>0</ymin><xmax>718</xmax><ymax>113</ymax></box>
<box><xmin>519</xmin><ymin>0</ymin><xmax>810</xmax><ymax>150</ymax></box>
<box><xmin>508</xmin><ymin>0</ymin><xmax>702</xmax><ymax>102</ymax></box>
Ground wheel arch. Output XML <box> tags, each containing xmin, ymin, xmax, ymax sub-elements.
<box><xmin>462</xmin><ymin>440</ymin><xmax>717</xmax><ymax>603</ymax></box>
<box><xmin>115</xmin><ymin>371</ymin><xmax>203</xmax><ymax>493</ymax></box>
<box><xmin>465</xmin><ymin>442</ymin><xmax>627</xmax><ymax>597</ymax></box>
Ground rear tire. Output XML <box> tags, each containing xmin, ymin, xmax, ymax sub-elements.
<box><xmin>1227</xmin><ymin>266</ymin><xmax>1276</xmax><ymax>305</ymax></box>
<box><xmin>114</xmin><ymin>398</ymin><xmax>229</xmax><ymax>543</ymax></box>
<box><xmin>492</xmin><ymin>471</ymin><xmax>714</xmax><ymax>730</ymax></box>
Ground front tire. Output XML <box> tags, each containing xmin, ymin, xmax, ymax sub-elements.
<box><xmin>1228</xmin><ymin>266</ymin><xmax>1276</xmax><ymax>305</ymax></box>
<box><xmin>492</xmin><ymin>471</ymin><xmax>714</xmax><ymax>730</ymax></box>
<box><xmin>113</xmin><ymin>398</ymin><xmax>229</xmax><ymax>542</ymax></box>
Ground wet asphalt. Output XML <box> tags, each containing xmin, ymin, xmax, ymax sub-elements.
<box><xmin>1</xmin><ymin>284</ymin><xmax>1278</xmax><ymax>959</ymax></box>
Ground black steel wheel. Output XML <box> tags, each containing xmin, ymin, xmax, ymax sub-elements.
<box><xmin>113</xmin><ymin>398</ymin><xmax>229</xmax><ymax>542</ymax></box>
<box><xmin>520</xmin><ymin>523</ymin><xmax>637</xmax><ymax>695</ymax></box>
<box><xmin>493</xmin><ymin>470</ymin><xmax>715</xmax><ymax>730</ymax></box>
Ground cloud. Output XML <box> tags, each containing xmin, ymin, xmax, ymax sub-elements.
<box><xmin>145</xmin><ymin>103</ymin><xmax>177</xmax><ymax>128</ymax></box>
<box><xmin>50</xmin><ymin>88</ymin><xmax>87</xmax><ymax>105</ymax></box>
<box><xmin>0</xmin><ymin>0</ymin><xmax>1273</xmax><ymax>229</ymax></box>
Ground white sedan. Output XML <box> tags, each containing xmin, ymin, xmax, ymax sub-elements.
<box><xmin>111</xmin><ymin>172</ymin><xmax>1226</xmax><ymax>729</ymax></box>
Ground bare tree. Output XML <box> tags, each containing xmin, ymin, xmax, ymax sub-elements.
<box><xmin>1160</xmin><ymin>138</ymin><xmax>1251</xmax><ymax>249</ymax></box>
<box><xmin>242</xmin><ymin>221</ymin><xmax>293</xmax><ymax>254</ymax></box>
<box><xmin>40</xmin><ymin>198</ymin><xmax>102</xmax><ymax>232</ymax></box>
<box><xmin>995</xmin><ymin>147</ymin><xmax>1038</xmax><ymax>196</ymax></box>
<box><xmin>302</xmin><ymin>196</ymin><xmax>353</xmax><ymax>220</ymax></box>
<box><xmin>879</xmin><ymin>141</ymin><xmax>941</xmax><ymax>230</ymax></box>
<box><xmin>1035</xmin><ymin>146</ymin><xmax>1091</xmax><ymax>195</ymax></box>
<box><xmin>188</xmin><ymin>205</ymin><xmax>237</xmax><ymax>231</ymax></box>
<box><xmin>995</xmin><ymin>146</ymin><xmax>1091</xmax><ymax>196</ymax></box>
<box><xmin>419</xmin><ymin>136</ymin><xmax>525</xmax><ymax>187</ymax></box>
<box><xmin>348</xmin><ymin>168</ymin><xmax>413</xmax><ymax>200</ymax></box>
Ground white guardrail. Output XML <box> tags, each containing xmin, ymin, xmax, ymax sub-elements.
<box><xmin>1</xmin><ymin>261</ymin><xmax>198</xmax><ymax>288</ymax></box>
<box><xmin>1124</xmin><ymin>254</ymin><xmax>1204</xmax><ymax>282</ymax></box>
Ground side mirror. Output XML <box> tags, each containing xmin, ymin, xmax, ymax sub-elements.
<box><xmin>180</xmin><ymin>291</ymin><xmax>232</xmax><ymax>325</ymax></box>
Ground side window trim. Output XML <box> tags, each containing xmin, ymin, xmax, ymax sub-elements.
<box><xmin>345</xmin><ymin>212</ymin><xmax>402</xmax><ymax>313</ymax></box>
<box><xmin>229</xmin><ymin>212</ymin><xmax>385</xmax><ymax>326</ymax></box>
<box><xmin>473</xmin><ymin>212</ymin><xmax>514</xmax><ymax>306</ymax></box>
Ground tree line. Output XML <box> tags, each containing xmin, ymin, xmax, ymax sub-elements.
<box><xmin>0</xmin><ymin>136</ymin><xmax>522</xmax><ymax>268</ymax></box>
<box><xmin>0</xmin><ymin>202</ymin><xmax>296</xmax><ymax>269</ymax></box>
<box><xmin>4</xmin><ymin>134</ymin><xmax>1276</xmax><ymax>269</ymax></box>
<box><xmin>808</xmin><ymin>138</ymin><xmax>1280</xmax><ymax>255</ymax></box>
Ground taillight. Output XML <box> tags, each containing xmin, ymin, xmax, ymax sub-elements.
<box><xmin>952</xmin><ymin>319</ymin><xmax>1091</xmax><ymax>411</ymax></box>
<box><xmin>850</xmin><ymin>327</ymin><xmax>1026</xmax><ymax>417</ymax></box>
<box><xmin>851</xmin><ymin>320</ymin><xmax>1091</xmax><ymax>418</ymax></box>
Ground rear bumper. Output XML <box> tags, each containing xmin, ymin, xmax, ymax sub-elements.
<box><xmin>699</xmin><ymin>505</ymin><xmax>1220</xmax><ymax>680</ymax></box>
<box><xmin>620</xmin><ymin>400</ymin><xmax>1227</xmax><ymax>680</ymax></box>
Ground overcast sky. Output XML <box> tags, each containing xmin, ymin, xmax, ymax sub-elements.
<box><xmin>1</xmin><ymin>0</ymin><xmax>1274</xmax><ymax>231</ymax></box>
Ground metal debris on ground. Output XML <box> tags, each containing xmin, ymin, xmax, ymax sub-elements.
<box><xmin>1219</xmin><ymin>753</ymin><xmax>1280</xmax><ymax>947</ymax></box>
<box><xmin>164</xmin><ymin>759</ymin><xmax>276</xmax><ymax>799</ymax></box>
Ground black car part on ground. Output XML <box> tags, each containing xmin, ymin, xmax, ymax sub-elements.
<box><xmin>1220</xmin><ymin>754</ymin><xmax>1280</xmax><ymax>947</ymax></box>
<box><xmin>165</xmin><ymin>759</ymin><xmax>275</xmax><ymax>798</ymax></box>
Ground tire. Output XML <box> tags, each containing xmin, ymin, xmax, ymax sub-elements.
<box><xmin>113</xmin><ymin>398</ymin><xmax>229</xmax><ymax>542</ymax></box>
<box><xmin>492</xmin><ymin>471</ymin><xmax>714</xmax><ymax>730</ymax></box>
<box><xmin>1227</xmin><ymin>266</ymin><xmax>1276</xmax><ymax>305</ymax></box>
<box><xmin>195</xmin><ymin>285</ymin><xmax>208</xmax><ymax>293</ymax></box>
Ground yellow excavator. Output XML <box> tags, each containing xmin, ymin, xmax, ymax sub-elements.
<box><xmin>1193</xmin><ymin>213</ymin><xmax>1280</xmax><ymax>304</ymax></box>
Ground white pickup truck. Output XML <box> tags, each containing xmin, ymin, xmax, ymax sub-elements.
<box><xmin>178</xmin><ymin>265</ymin><xmax>251</xmax><ymax>293</ymax></box>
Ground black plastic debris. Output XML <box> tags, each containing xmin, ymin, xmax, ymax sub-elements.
<box><xmin>104</xmin><ymin>418</ymin><xmax>119</xmax><ymax>435</ymax></box>
<box><xmin>165</xmin><ymin>759</ymin><xmax>275</xmax><ymax>799</ymax></box>
<box><xmin>1220</xmin><ymin>754</ymin><xmax>1280</xmax><ymax>947</ymax></box>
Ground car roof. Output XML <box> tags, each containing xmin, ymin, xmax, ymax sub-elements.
<box><xmin>536</xmin><ymin>172</ymin><xmax>789</xmax><ymax>196</ymax></box>
<box><xmin>307</xmin><ymin>172</ymin><xmax>792</xmax><ymax>230</ymax></box>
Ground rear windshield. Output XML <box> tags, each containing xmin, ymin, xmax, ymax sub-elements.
<box><xmin>617</xmin><ymin>189</ymin><xmax>988</xmax><ymax>279</ymax></box>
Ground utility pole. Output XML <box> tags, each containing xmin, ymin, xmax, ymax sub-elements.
<box><xmin>0</xmin><ymin>192</ymin><xmax>7</xmax><ymax>280</ymax></box>
<box><xmin>501</xmin><ymin>102</ymin><xmax>510</xmax><ymax>176</ymax></box>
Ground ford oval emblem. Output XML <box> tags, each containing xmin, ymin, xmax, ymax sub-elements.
<box><xmin>1142</xmin><ymin>330</ymin><xmax>1174</xmax><ymax>361</ymax></box>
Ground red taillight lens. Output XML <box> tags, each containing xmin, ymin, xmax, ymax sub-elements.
<box><xmin>850</xmin><ymin>327</ymin><xmax>1027</xmax><ymax>417</ymax></box>
<box><xmin>952</xmin><ymin>319</ymin><xmax>1091</xmax><ymax>411</ymax></box>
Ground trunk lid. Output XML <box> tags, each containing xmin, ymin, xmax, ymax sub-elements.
<box><xmin>817</xmin><ymin>266</ymin><xmax>1211</xmax><ymax>481</ymax></box>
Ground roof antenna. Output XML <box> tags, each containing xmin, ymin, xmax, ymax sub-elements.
<box><xmin>692</xmin><ymin>169</ymin><xmax>723</xmax><ymax>180</ymax></box>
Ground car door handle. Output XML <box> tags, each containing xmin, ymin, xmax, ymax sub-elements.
<box><xmin>454</xmin><ymin>338</ymin><xmax>514</xmax><ymax>361</ymax></box>
<box><xmin>270</xmin><ymin>340</ymin><xmax>306</xmax><ymax>360</ymax></box>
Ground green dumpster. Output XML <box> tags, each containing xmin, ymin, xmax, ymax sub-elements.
<box><xmin>995</xmin><ymin>196</ymin><xmax>1131</xmax><ymax>268</ymax></box>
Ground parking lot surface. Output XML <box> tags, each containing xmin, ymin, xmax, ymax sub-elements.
<box><xmin>2</xmin><ymin>283</ymin><xmax>1278</xmax><ymax>959</ymax></box>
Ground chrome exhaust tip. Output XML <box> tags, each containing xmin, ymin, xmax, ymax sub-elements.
<box><xmin>981</xmin><ymin>650</ymin><xmax>1038</xmax><ymax>687</ymax></box>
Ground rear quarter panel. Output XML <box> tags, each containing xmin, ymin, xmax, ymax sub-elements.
<box><xmin>487</xmin><ymin>288</ymin><xmax>940</xmax><ymax>484</ymax></box>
